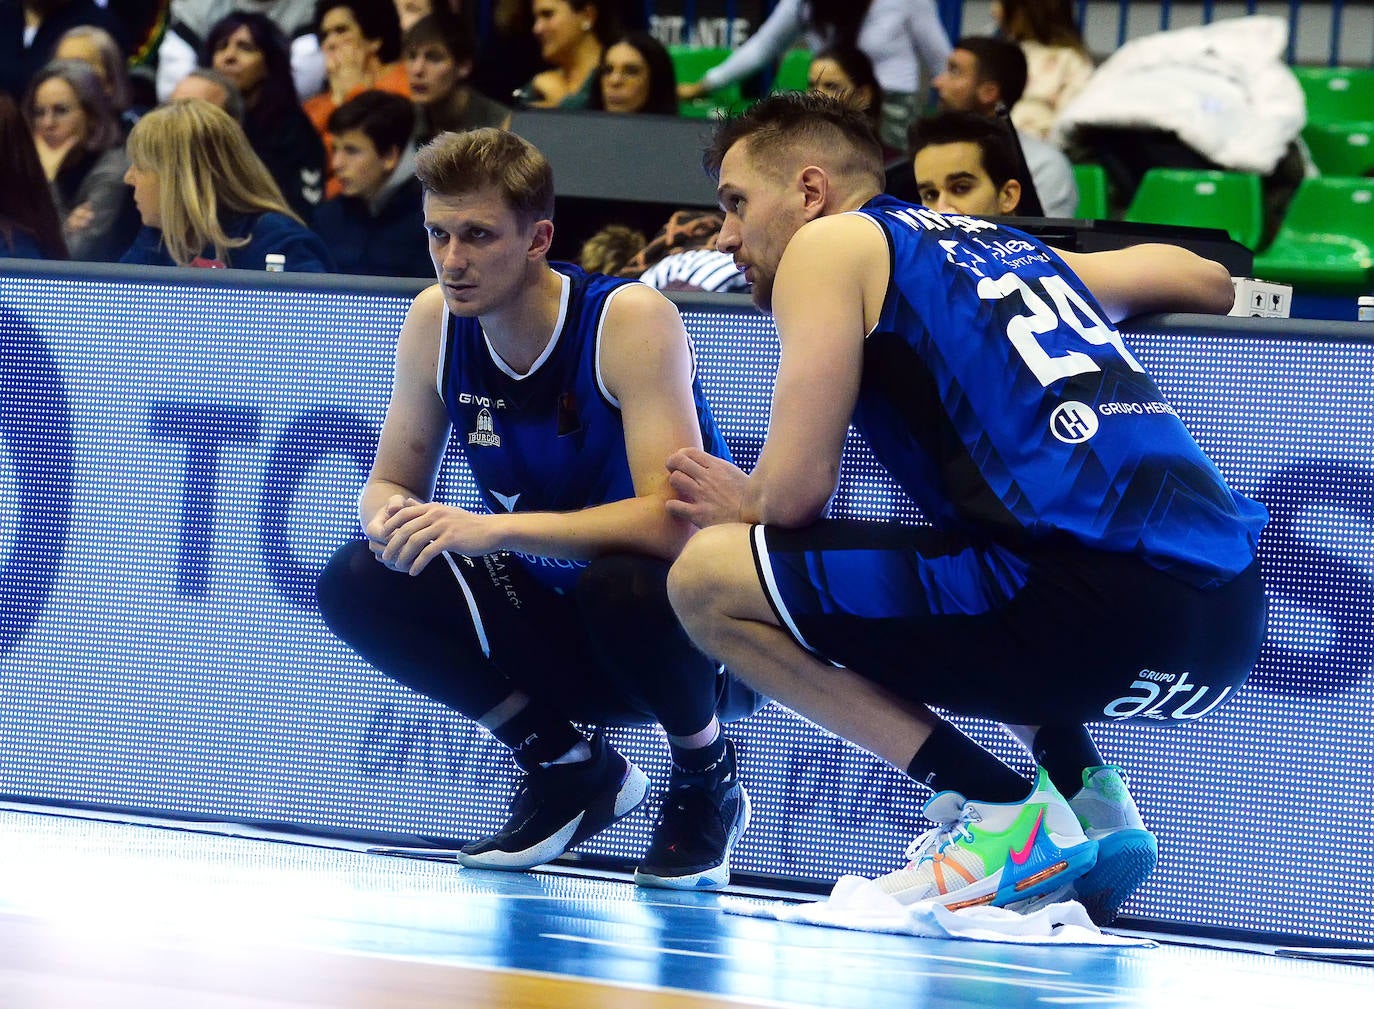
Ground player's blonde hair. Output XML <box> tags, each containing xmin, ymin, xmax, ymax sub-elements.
<box><xmin>415</xmin><ymin>127</ymin><xmax>555</xmax><ymax>227</ymax></box>
<box><xmin>126</xmin><ymin>98</ymin><xmax>299</xmax><ymax>266</ymax></box>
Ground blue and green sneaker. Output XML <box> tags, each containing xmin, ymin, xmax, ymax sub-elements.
<box><xmin>872</xmin><ymin>767</ymin><xmax>1098</xmax><ymax>910</ymax></box>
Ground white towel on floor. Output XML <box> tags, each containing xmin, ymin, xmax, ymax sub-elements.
<box><xmin>721</xmin><ymin>875</ymin><xmax>1153</xmax><ymax>946</ymax></box>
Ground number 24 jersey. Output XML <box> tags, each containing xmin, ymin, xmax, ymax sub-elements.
<box><xmin>850</xmin><ymin>194</ymin><xmax>1267</xmax><ymax>588</ymax></box>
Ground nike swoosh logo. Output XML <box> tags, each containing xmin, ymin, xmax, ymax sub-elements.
<box><xmin>1008</xmin><ymin>808</ymin><xmax>1045</xmax><ymax>866</ymax></box>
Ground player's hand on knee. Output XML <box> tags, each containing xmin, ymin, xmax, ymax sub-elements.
<box><xmin>381</xmin><ymin>499</ymin><xmax>495</xmax><ymax>575</ymax></box>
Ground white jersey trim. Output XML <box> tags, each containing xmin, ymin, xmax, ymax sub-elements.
<box><xmin>435</xmin><ymin>300</ymin><xmax>451</xmax><ymax>400</ymax></box>
<box><xmin>484</xmin><ymin>271</ymin><xmax>570</xmax><ymax>381</ymax></box>
<box><xmin>593</xmin><ymin>281</ymin><xmax>638</xmax><ymax>410</ymax></box>
<box><xmin>752</xmin><ymin>524</ymin><xmax>818</xmax><ymax>656</ymax></box>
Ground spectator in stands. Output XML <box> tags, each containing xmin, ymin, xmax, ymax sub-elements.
<box><xmin>25</xmin><ymin>59</ymin><xmax>139</xmax><ymax>261</ymax></box>
<box><xmin>588</xmin><ymin>30</ymin><xmax>676</xmax><ymax>115</ymax></box>
<box><xmin>515</xmin><ymin>0</ymin><xmax>614</xmax><ymax>109</ymax></box>
<box><xmin>206</xmin><ymin>11</ymin><xmax>326</xmax><ymax>220</ymax></box>
<box><xmin>992</xmin><ymin>0</ymin><xmax>1093</xmax><ymax>142</ymax></box>
<box><xmin>617</xmin><ymin>209</ymin><xmax>750</xmax><ymax>295</ymax></box>
<box><xmin>906</xmin><ymin>109</ymin><xmax>1024</xmax><ymax>215</ymax></box>
<box><xmin>304</xmin><ymin>0</ymin><xmax>408</xmax><ymax>196</ymax></box>
<box><xmin>404</xmin><ymin>10</ymin><xmax>510</xmax><ymax>144</ymax></box>
<box><xmin>120</xmin><ymin>98</ymin><xmax>333</xmax><ymax>270</ymax></box>
<box><xmin>394</xmin><ymin>0</ymin><xmax>428</xmax><ymax>32</ymax></box>
<box><xmin>468</xmin><ymin>0</ymin><xmax>541</xmax><ymax>104</ymax></box>
<box><xmin>579</xmin><ymin>222</ymin><xmax>644</xmax><ymax>275</ymax></box>
<box><xmin>676</xmin><ymin>0</ymin><xmax>951</xmax><ymax>152</ymax></box>
<box><xmin>807</xmin><ymin>45</ymin><xmax>883</xmax><ymax>143</ymax></box>
<box><xmin>1</xmin><ymin>0</ymin><xmax>129</xmax><ymax>100</ymax></box>
<box><xmin>156</xmin><ymin>1</ymin><xmax>323</xmax><ymax>106</ymax></box>
<box><xmin>313</xmin><ymin>89</ymin><xmax>430</xmax><ymax>276</ymax></box>
<box><xmin>169</xmin><ymin>66</ymin><xmax>245</xmax><ymax>120</ymax></box>
<box><xmin>931</xmin><ymin>36</ymin><xmax>1077</xmax><ymax>217</ymax></box>
<box><xmin>0</xmin><ymin>93</ymin><xmax>69</xmax><ymax>259</ymax></box>
<box><xmin>53</xmin><ymin>25</ymin><xmax>140</xmax><ymax>131</ymax></box>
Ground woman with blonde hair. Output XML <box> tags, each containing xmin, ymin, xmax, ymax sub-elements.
<box><xmin>120</xmin><ymin>99</ymin><xmax>333</xmax><ymax>271</ymax></box>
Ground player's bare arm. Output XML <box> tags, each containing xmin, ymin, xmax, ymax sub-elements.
<box><xmin>742</xmin><ymin>213</ymin><xmax>881</xmax><ymax>527</ymax></box>
<box><xmin>361</xmin><ymin>284</ymin><xmax>452</xmax><ymax>548</ymax></box>
<box><xmin>1056</xmin><ymin>244</ymin><xmax>1235</xmax><ymax>322</ymax></box>
<box><xmin>384</xmin><ymin>283</ymin><xmax>704</xmax><ymax>575</ymax></box>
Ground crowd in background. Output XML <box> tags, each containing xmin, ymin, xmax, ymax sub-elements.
<box><xmin>0</xmin><ymin>0</ymin><xmax>1330</xmax><ymax>285</ymax></box>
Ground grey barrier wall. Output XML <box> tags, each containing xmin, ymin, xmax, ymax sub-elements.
<box><xmin>0</xmin><ymin>259</ymin><xmax>1370</xmax><ymax>944</ymax></box>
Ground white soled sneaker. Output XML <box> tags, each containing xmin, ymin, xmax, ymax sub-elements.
<box><xmin>870</xmin><ymin>766</ymin><xmax>1099</xmax><ymax>910</ymax></box>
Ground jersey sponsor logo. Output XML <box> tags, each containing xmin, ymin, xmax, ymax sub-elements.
<box><xmin>468</xmin><ymin>407</ymin><xmax>500</xmax><ymax>448</ymax></box>
<box><xmin>1102</xmin><ymin>669</ymin><xmax>1233</xmax><ymax>721</ymax></box>
<box><xmin>511</xmin><ymin>550</ymin><xmax>589</xmax><ymax>574</ymax></box>
<box><xmin>1049</xmin><ymin>401</ymin><xmax>1099</xmax><ymax>443</ymax></box>
<box><xmin>491</xmin><ymin>490</ymin><xmax>520</xmax><ymax>512</ymax></box>
<box><xmin>1097</xmin><ymin>400</ymin><xmax>1179</xmax><ymax>418</ymax></box>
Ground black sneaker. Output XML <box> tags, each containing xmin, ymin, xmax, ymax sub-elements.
<box><xmin>457</xmin><ymin>732</ymin><xmax>649</xmax><ymax>871</ymax></box>
<box><xmin>634</xmin><ymin>738</ymin><xmax>750</xmax><ymax>890</ymax></box>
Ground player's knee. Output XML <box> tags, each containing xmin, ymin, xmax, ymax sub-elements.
<box><xmin>314</xmin><ymin>539</ymin><xmax>376</xmax><ymax>632</ymax></box>
<box><xmin>667</xmin><ymin>525</ymin><xmax>739</xmax><ymax>634</ymax></box>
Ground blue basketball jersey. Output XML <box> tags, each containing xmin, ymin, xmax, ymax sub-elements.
<box><xmin>849</xmin><ymin>194</ymin><xmax>1267</xmax><ymax>587</ymax></box>
<box><xmin>437</xmin><ymin>262</ymin><xmax>730</xmax><ymax>590</ymax></box>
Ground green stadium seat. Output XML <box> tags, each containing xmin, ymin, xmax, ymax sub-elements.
<box><xmin>1071</xmin><ymin>163</ymin><xmax>1109</xmax><ymax>219</ymax></box>
<box><xmin>1293</xmin><ymin>66</ymin><xmax>1374</xmax><ymax>126</ymax></box>
<box><xmin>1251</xmin><ymin>176</ymin><xmax>1374</xmax><ymax>292</ymax></box>
<box><xmin>772</xmin><ymin>47</ymin><xmax>812</xmax><ymax>92</ymax></box>
<box><xmin>1302</xmin><ymin>120</ymin><xmax>1374</xmax><ymax>178</ymax></box>
<box><xmin>669</xmin><ymin>45</ymin><xmax>743</xmax><ymax>119</ymax></box>
<box><xmin>1122</xmin><ymin>168</ymin><xmax>1264</xmax><ymax>249</ymax></box>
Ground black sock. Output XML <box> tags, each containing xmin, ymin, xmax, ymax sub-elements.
<box><xmin>670</xmin><ymin>731</ymin><xmax>727</xmax><ymax>774</ymax></box>
<box><xmin>906</xmin><ymin>720</ymin><xmax>1031</xmax><ymax>803</ymax></box>
<box><xmin>1032</xmin><ymin>724</ymin><xmax>1103</xmax><ymax>798</ymax></box>
<box><xmin>487</xmin><ymin>701</ymin><xmax>585</xmax><ymax>771</ymax></box>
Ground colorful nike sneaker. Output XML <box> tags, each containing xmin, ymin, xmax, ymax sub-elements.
<box><xmin>871</xmin><ymin>766</ymin><xmax>1098</xmax><ymax>910</ymax></box>
<box><xmin>1052</xmin><ymin>765</ymin><xmax>1159</xmax><ymax>924</ymax></box>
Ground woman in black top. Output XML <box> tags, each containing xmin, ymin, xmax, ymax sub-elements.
<box><xmin>205</xmin><ymin>10</ymin><xmax>327</xmax><ymax>220</ymax></box>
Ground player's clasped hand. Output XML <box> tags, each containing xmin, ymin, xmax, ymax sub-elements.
<box><xmin>367</xmin><ymin>494</ymin><xmax>499</xmax><ymax>575</ymax></box>
<box><xmin>665</xmin><ymin>448</ymin><xmax>749</xmax><ymax>528</ymax></box>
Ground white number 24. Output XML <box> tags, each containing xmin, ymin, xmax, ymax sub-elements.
<box><xmin>975</xmin><ymin>272</ymin><xmax>1144</xmax><ymax>387</ymax></box>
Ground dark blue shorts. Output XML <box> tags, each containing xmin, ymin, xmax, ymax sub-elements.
<box><xmin>752</xmin><ymin>519</ymin><xmax>1267</xmax><ymax>726</ymax></box>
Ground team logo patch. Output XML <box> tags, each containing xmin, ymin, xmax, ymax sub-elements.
<box><xmin>468</xmin><ymin>407</ymin><xmax>501</xmax><ymax>447</ymax></box>
<box><xmin>1049</xmin><ymin>401</ymin><xmax>1099</xmax><ymax>444</ymax></box>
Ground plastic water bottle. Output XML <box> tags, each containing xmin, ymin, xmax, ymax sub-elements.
<box><xmin>1359</xmin><ymin>295</ymin><xmax>1374</xmax><ymax>322</ymax></box>
<box><xmin>265</xmin><ymin>253</ymin><xmax>285</xmax><ymax>273</ymax></box>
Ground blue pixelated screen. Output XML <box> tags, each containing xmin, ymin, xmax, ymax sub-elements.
<box><xmin>0</xmin><ymin>263</ymin><xmax>1370</xmax><ymax>944</ymax></box>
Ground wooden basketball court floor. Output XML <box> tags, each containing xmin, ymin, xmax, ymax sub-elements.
<box><xmin>1</xmin><ymin>806</ymin><xmax>1369</xmax><ymax>1008</ymax></box>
